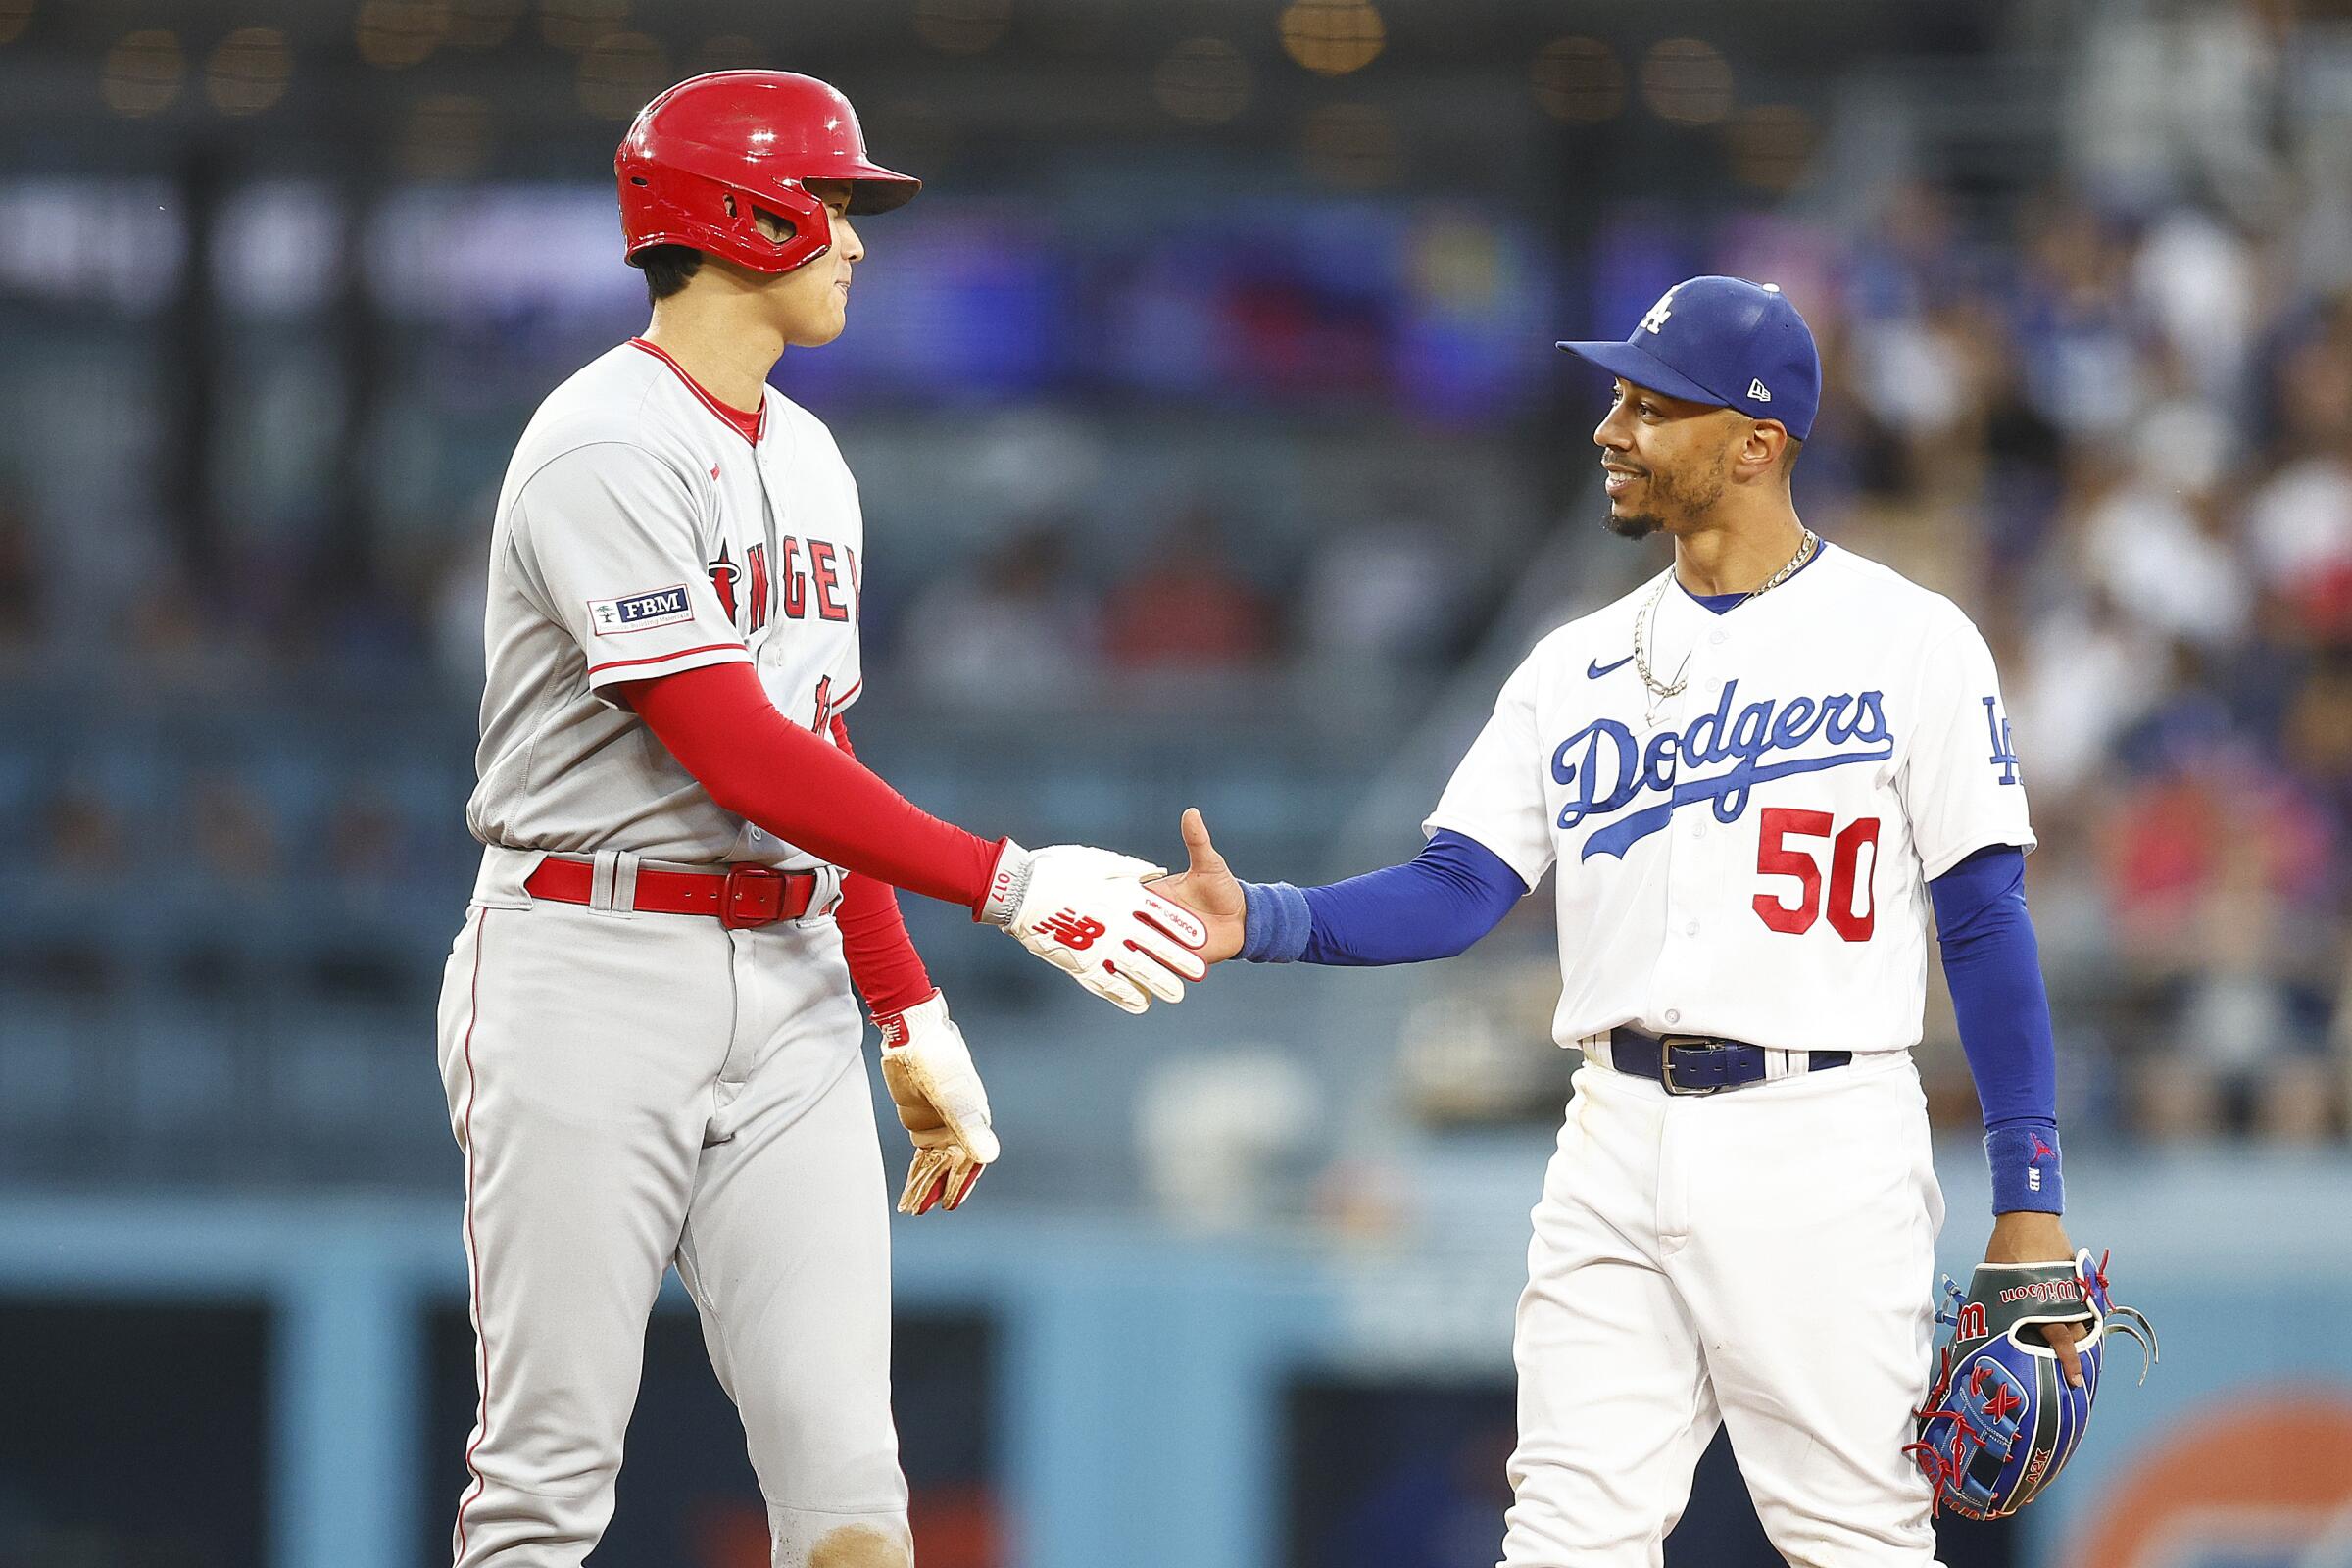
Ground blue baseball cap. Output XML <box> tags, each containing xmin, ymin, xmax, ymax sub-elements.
<box><xmin>1557</xmin><ymin>275</ymin><xmax>1822</xmax><ymax>440</ymax></box>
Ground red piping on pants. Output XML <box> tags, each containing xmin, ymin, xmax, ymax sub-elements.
<box><xmin>453</xmin><ymin>908</ymin><xmax>491</xmax><ymax>1563</ymax></box>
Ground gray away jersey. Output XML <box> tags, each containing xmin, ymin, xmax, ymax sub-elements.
<box><xmin>467</xmin><ymin>339</ymin><xmax>867</xmax><ymax>868</ymax></box>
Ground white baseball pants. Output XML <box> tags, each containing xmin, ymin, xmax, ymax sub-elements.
<box><xmin>1499</xmin><ymin>1048</ymin><xmax>1946</xmax><ymax>1567</ymax></box>
<box><xmin>434</xmin><ymin>877</ymin><xmax>908</xmax><ymax>1568</ymax></box>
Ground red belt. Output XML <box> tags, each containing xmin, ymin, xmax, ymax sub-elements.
<box><xmin>524</xmin><ymin>858</ymin><xmax>819</xmax><ymax>929</ymax></box>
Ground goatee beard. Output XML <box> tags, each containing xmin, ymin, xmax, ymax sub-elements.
<box><xmin>1603</xmin><ymin>510</ymin><xmax>1663</xmax><ymax>540</ymax></box>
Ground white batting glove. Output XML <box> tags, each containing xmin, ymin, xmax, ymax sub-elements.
<box><xmin>979</xmin><ymin>841</ymin><xmax>1209</xmax><ymax>1014</ymax></box>
<box><xmin>875</xmin><ymin>991</ymin><xmax>998</xmax><ymax>1215</ymax></box>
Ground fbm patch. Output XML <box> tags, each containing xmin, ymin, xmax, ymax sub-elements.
<box><xmin>587</xmin><ymin>584</ymin><xmax>693</xmax><ymax>636</ymax></box>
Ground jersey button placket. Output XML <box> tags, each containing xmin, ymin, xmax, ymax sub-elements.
<box><xmin>1653</xmin><ymin>610</ymin><xmax>1701</xmax><ymax>1260</ymax></box>
<box><xmin>1650</xmin><ymin>634</ymin><xmax>1711</xmax><ymax>1029</ymax></box>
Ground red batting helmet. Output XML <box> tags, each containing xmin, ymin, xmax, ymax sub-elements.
<box><xmin>615</xmin><ymin>71</ymin><xmax>920</xmax><ymax>275</ymax></box>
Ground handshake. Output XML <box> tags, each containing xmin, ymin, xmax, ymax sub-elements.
<box><xmin>978</xmin><ymin>808</ymin><xmax>1245</xmax><ymax>1014</ymax></box>
<box><xmin>884</xmin><ymin>808</ymin><xmax>1247</xmax><ymax>1216</ymax></box>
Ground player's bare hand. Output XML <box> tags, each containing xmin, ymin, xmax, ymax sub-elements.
<box><xmin>980</xmin><ymin>841</ymin><xmax>1208</xmax><ymax>1013</ymax></box>
<box><xmin>876</xmin><ymin>993</ymin><xmax>998</xmax><ymax>1215</ymax></box>
<box><xmin>1985</xmin><ymin>1210</ymin><xmax>2086</xmax><ymax>1386</ymax></box>
<box><xmin>1147</xmin><ymin>808</ymin><xmax>1247</xmax><ymax>964</ymax></box>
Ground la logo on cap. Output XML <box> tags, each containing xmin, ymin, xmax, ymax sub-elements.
<box><xmin>1639</xmin><ymin>284</ymin><xmax>1683</xmax><ymax>336</ymax></box>
<box><xmin>1748</xmin><ymin>378</ymin><xmax>1772</xmax><ymax>401</ymax></box>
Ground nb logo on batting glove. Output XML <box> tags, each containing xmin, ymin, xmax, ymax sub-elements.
<box><xmin>1037</xmin><ymin>910</ymin><xmax>1106</xmax><ymax>950</ymax></box>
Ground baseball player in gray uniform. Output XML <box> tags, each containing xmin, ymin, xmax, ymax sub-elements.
<box><xmin>435</xmin><ymin>72</ymin><xmax>1205</xmax><ymax>1568</ymax></box>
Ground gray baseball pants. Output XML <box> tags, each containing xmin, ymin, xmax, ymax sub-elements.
<box><xmin>434</xmin><ymin>853</ymin><xmax>908</xmax><ymax>1568</ymax></box>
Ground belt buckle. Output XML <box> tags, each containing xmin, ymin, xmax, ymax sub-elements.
<box><xmin>719</xmin><ymin>864</ymin><xmax>785</xmax><ymax>929</ymax></box>
<box><xmin>1657</xmin><ymin>1034</ymin><xmax>1726</xmax><ymax>1097</ymax></box>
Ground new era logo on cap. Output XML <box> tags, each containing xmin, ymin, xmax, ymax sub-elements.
<box><xmin>1556</xmin><ymin>275</ymin><xmax>1823</xmax><ymax>440</ymax></box>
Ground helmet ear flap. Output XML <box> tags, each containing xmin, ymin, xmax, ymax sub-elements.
<box><xmin>618</xmin><ymin>160</ymin><xmax>832</xmax><ymax>275</ymax></box>
<box><xmin>722</xmin><ymin>194</ymin><xmax>808</xmax><ymax>254</ymax></box>
<box><xmin>713</xmin><ymin>181</ymin><xmax>830</xmax><ymax>272</ymax></box>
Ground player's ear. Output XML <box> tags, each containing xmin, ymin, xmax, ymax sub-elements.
<box><xmin>1738</xmin><ymin>419</ymin><xmax>1788</xmax><ymax>481</ymax></box>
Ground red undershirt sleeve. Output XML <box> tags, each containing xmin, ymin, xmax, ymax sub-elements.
<box><xmin>614</xmin><ymin>661</ymin><xmax>999</xmax><ymax>911</ymax></box>
<box><xmin>826</xmin><ymin>713</ymin><xmax>941</xmax><ymax>1018</ymax></box>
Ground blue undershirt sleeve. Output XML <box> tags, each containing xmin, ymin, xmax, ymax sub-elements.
<box><xmin>1930</xmin><ymin>844</ymin><xmax>2064</xmax><ymax>1214</ymax></box>
<box><xmin>1236</xmin><ymin>829</ymin><xmax>1528</xmax><ymax>967</ymax></box>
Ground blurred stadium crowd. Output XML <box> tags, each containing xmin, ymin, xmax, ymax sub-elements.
<box><xmin>2</xmin><ymin>0</ymin><xmax>2349</xmax><ymax>1202</ymax></box>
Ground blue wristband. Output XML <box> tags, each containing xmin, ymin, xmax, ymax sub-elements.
<box><xmin>1984</xmin><ymin>1121</ymin><xmax>2063</xmax><ymax>1214</ymax></box>
<box><xmin>1239</xmin><ymin>880</ymin><xmax>1312</xmax><ymax>963</ymax></box>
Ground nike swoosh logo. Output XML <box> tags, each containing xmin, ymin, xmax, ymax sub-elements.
<box><xmin>1588</xmin><ymin>655</ymin><xmax>1634</xmax><ymax>679</ymax></box>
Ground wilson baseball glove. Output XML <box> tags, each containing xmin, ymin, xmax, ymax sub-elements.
<box><xmin>1905</xmin><ymin>1248</ymin><xmax>2157</xmax><ymax>1520</ymax></box>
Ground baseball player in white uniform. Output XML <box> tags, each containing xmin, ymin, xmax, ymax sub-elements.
<box><xmin>436</xmin><ymin>72</ymin><xmax>1205</xmax><ymax>1568</ymax></box>
<box><xmin>1152</xmin><ymin>277</ymin><xmax>2085</xmax><ymax>1564</ymax></box>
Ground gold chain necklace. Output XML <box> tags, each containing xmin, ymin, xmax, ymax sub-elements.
<box><xmin>1632</xmin><ymin>527</ymin><xmax>1819</xmax><ymax>704</ymax></box>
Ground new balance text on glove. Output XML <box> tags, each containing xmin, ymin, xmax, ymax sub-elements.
<box><xmin>981</xmin><ymin>841</ymin><xmax>1209</xmax><ymax>1013</ymax></box>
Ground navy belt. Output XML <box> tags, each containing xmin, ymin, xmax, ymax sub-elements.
<box><xmin>1608</xmin><ymin>1026</ymin><xmax>1851</xmax><ymax>1097</ymax></box>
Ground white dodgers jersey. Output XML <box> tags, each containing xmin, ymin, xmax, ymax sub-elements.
<box><xmin>1425</xmin><ymin>543</ymin><xmax>2033</xmax><ymax>1054</ymax></box>
<box><xmin>467</xmin><ymin>338</ymin><xmax>866</xmax><ymax>868</ymax></box>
